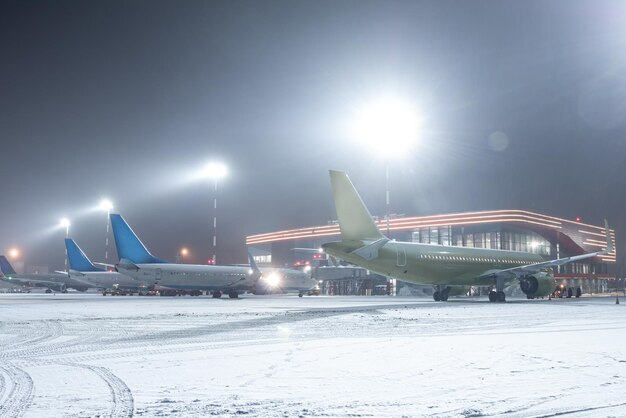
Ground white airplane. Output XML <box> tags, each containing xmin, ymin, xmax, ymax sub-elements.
<box><xmin>0</xmin><ymin>255</ymin><xmax>88</xmax><ymax>293</ymax></box>
<box><xmin>255</xmin><ymin>267</ymin><xmax>319</xmax><ymax>297</ymax></box>
<box><xmin>65</xmin><ymin>238</ymin><xmax>147</xmax><ymax>295</ymax></box>
<box><xmin>322</xmin><ymin>170</ymin><xmax>614</xmax><ymax>303</ymax></box>
<box><xmin>109</xmin><ymin>213</ymin><xmax>261</xmax><ymax>298</ymax></box>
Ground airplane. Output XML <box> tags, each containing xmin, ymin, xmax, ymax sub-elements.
<box><xmin>0</xmin><ymin>255</ymin><xmax>89</xmax><ymax>293</ymax></box>
<box><xmin>255</xmin><ymin>267</ymin><xmax>319</xmax><ymax>297</ymax></box>
<box><xmin>65</xmin><ymin>238</ymin><xmax>147</xmax><ymax>295</ymax></box>
<box><xmin>109</xmin><ymin>213</ymin><xmax>261</xmax><ymax>298</ymax></box>
<box><xmin>321</xmin><ymin>170</ymin><xmax>614</xmax><ymax>303</ymax></box>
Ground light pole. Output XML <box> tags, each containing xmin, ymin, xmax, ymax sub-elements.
<box><xmin>349</xmin><ymin>95</ymin><xmax>421</xmax><ymax>238</ymax></box>
<box><xmin>60</xmin><ymin>218</ymin><xmax>71</xmax><ymax>269</ymax></box>
<box><xmin>202</xmin><ymin>162</ymin><xmax>227</xmax><ymax>264</ymax></box>
<box><xmin>99</xmin><ymin>199</ymin><xmax>114</xmax><ymax>263</ymax></box>
<box><xmin>179</xmin><ymin>247</ymin><xmax>188</xmax><ymax>264</ymax></box>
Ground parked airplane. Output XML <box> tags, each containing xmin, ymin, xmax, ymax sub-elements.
<box><xmin>109</xmin><ymin>214</ymin><xmax>261</xmax><ymax>298</ymax></box>
<box><xmin>0</xmin><ymin>255</ymin><xmax>89</xmax><ymax>293</ymax></box>
<box><xmin>65</xmin><ymin>238</ymin><xmax>147</xmax><ymax>295</ymax></box>
<box><xmin>255</xmin><ymin>267</ymin><xmax>319</xmax><ymax>297</ymax></box>
<box><xmin>322</xmin><ymin>170</ymin><xmax>614</xmax><ymax>302</ymax></box>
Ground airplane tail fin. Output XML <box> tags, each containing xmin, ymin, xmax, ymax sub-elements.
<box><xmin>329</xmin><ymin>170</ymin><xmax>385</xmax><ymax>242</ymax></box>
<box><xmin>65</xmin><ymin>239</ymin><xmax>103</xmax><ymax>272</ymax></box>
<box><xmin>248</xmin><ymin>252</ymin><xmax>261</xmax><ymax>275</ymax></box>
<box><xmin>0</xmin><ymin>256</ymin><xmax>17</xmax><ymax>275</ymax></box>
<box><xmin>109</xmin><ymin>214</ymin><xmax>168</xmax><ymax>264</ymax></box>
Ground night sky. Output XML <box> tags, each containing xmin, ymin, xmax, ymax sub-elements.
<box><xmin>1</xmin><ymin>1</ymin><xmax>625</xmax><ymax>274</ymax></box>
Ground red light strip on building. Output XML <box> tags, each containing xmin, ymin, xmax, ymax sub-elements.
<box><xmin>246</xmin><ymin>214</ymin><xmax>565</xmax><ymax>245</ymax></box>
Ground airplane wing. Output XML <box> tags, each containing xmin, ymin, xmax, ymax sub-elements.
<box><xmin>478</xmin><ymin>219</ymin><xmax>614</xmax><ymax>281</ymax></box>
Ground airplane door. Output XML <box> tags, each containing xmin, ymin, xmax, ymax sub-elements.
<box><xmin>396</xmin><ymin>247</ymin><xmax>407</xmax><ymax>267</ymax></box>
<box><xmin>154</xmin><ymin>268</ymin><xmax>162</xmax><ymax>285</ymax></box>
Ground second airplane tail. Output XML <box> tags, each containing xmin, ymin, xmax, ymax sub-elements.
<box><xmin>0</xmin><ymin>256</ymin><xmax>17</xmax><ymax>275</ymax></box>
<box><xmin>110</xmin><ymin>214</ymin><xmax>168</xmax><ymax>264</ymax></box>
<box><xmin>65</xmin><ymin>239</ymin><xmax>103</xmax><ymax>272</ymax></box>
<box><xmin>329</xmin><ymin>170</ymin><xmax>385</xmax><ymax>242</ymax></box>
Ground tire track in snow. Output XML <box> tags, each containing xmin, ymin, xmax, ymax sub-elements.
<box><xmin>0</xmin><ymin>363</ymin><xmax>35</xmax><ymax>418</ymax></box>
<box><xmin>0</xmin><ymin>320</ymin><xmax>63</xmax><ymax>352</ymax></box>
<box><xmin>534</xmin><ymin>401</ymin><xmax>626</xmax><ymax>417</ymax></box>
<box><xmin>64</xmin><ymin>363</ymin><xmax>134</xmax><ymax>418</ymax></box>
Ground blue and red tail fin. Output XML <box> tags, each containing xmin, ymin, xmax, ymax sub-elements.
<box><xmin>109</xmin><ymin>214</ymin><xmax>168</xmax><ymax>264</ymax></box>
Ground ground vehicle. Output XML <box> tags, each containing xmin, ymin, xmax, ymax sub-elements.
<box><xmin>552</xmin><ymin>284</ymin><xmax>582</xmax><ymax>298</ymax></box>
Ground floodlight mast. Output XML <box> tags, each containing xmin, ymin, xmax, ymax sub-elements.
<box><xmin>60</xmin><ymin>218</ymin><xmax>71</xmax><ymax>269</ymax></box>
<box><xmin>178</xmin><ymin>247</ymin><xmax>188</xmax><ymax>264</ymax></box>
<box><xmin>203</xmin><ymin>163</ymin><xmax>227</xmax><ymax>264</ymax></box>
<box><xmin>99</xmin><ymin>199</ymin><xmax>114</xmax><ymax>263</ymax></box>
<box><xmin>350</xmin><ymin>96</ymin><xmax>421</xmax><ymax>237</ymax></box>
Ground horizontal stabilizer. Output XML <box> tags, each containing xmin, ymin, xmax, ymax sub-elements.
<box><xmin>351</xmin><ymin>238</ymin><xmax>389</xmax><ymax>260</ymax></box>
<box><xmin>117</xmin><ymin>258</ymin><xmax>139</xmax><ymax>271</ymax></box>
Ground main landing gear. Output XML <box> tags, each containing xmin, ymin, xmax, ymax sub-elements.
<box><xmin>488</xmin><ymin>278</ymin><xmax>506</xmax><ymax>303</ymax></box>
<box><xmin>488</xmin><ymin>290</ymin><xmax>506</xmax><ymax>302</ymax></box>
<box><xmin>211</xmin><ymin>290</ymin><xmax>238</xmax><ymax>299</ymax></box>
<box><xmin>433</xmin><ymin>285</ymin><xmax>451</xmax><ymax>302</ymax></box>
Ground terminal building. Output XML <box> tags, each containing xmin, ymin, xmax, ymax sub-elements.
<box><xmin>247</xmin><ymin>210</ymin><xmax>616</xmax><ymax>296</ymax></box>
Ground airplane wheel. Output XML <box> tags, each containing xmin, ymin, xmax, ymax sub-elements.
<box><xmin>488</xmin><ymin>291</ymin><xmax>497</xmax><ymax>302</ymax></box>
<box><xmin>497</xmin><ymin>291</ymin><xmax>506</xmax><ymax>302</ymax></box>
<box><xmin>228</xmin><ymin>291</ymin><xmax>239</xmax><ymax>299</ymax></box>
<box><xmin>298</xmin><ymin>292</ymin><xmax>304</xmax><ymax>298</ymax></box>
<box><xmin>433</xmin><ymin>291</ymin><xmax>441</xmax><ymax>302</ymax></box>
<box><xmin>212</xmin><ymin>291</ymin><xmax>222</xmax><ymax>299</ymax></box>
<box><xmin>440</xmin><ymin>287</ymin><xmax>450</xmax><ymax>301</ymax></box>
<box><xmin>576</xmin><ymin>287</ymin><xmax>582</xmax><ymax>298</ymax></box>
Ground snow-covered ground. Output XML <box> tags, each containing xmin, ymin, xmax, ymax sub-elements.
<box><xmin>1</xmin><ymin>294</ymin><xmax>626</xmax><ymax>417</ymax></box>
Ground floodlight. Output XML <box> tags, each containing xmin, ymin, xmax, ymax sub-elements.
<box><xmin>99</xmin><ymin>199</ymin><xmax>114</xmax><ymax>212</ymax></box>
<box><xmin>202</xmin><ymin>162</ymin><xmax>228</xmax><ymax>180</ymax></box>
<box><xmin>350</xmin><ymin>96</ymin><xmax>421</xmax><ymax>158</ymax></box>
<box><xmin>264</xmin><ymin>272</ymin><xmax>281</xmax><ymax>287</ymax></box>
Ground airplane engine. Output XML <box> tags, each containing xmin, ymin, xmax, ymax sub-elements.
<box><xmin>519</xmin><ymin>272</ymin><xmax>555</xmax><ymax>297</ymax></box>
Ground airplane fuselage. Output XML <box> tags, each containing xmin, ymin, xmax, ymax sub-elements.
<box><xmin>0</xmin><ymin>273</ymin><xmax>88</xmax><ymax>291</ymax></box>
<box><xmin>258</xmin><ymin>267</ymin><xmax>318</xmax><ymax>294</ymax></box>
<box><xmin>117</xmin><ymin>263</ymin><xmax>257</xmax><ymax>291</ymax></box>
<box><xmin>69</xmin><ymin>271</ymin><xmax>145</xmax><ymax>290</ymax></box>
<box><xmin>323</xmin><ymin>240</ymin><xmax>546</xmax><ymax>287</ymax></box>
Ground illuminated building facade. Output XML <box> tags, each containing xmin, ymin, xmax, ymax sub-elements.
<box><xmin>247</xmin><ymin>210</ymin><xmax>616</xmax><ymax>295</ymax></box>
